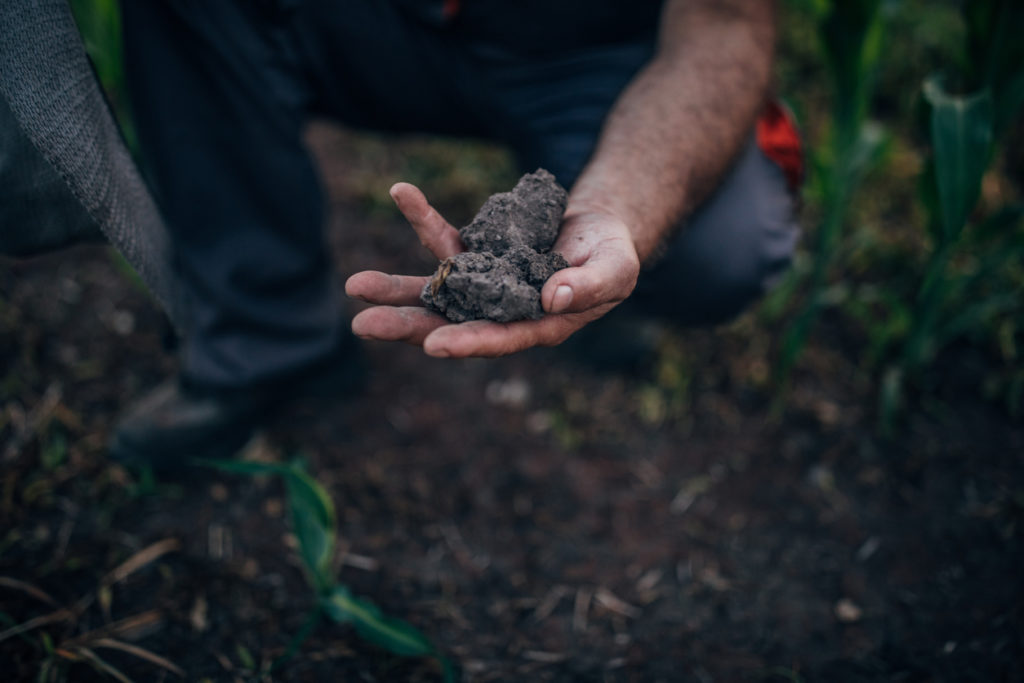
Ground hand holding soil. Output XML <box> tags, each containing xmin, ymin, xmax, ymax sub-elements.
<box><xmin>421</xmin><ymin>169</ymin><xmax>570</xmax><ymax>323</ymax></box>
<box><xmin>345</xmin><ymin>174</ymin><xmax>641</xmax><ymax>358</ymax></box>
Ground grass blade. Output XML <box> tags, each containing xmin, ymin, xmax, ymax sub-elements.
<box><xmin>65</xmin><ymin>610</ymin><xmax>164</xmax><ymax>647</ymax></box>
<box><xmin>0</xmin><ymin>609</ymin><xmax>75</xmax><ymax>644</ymax></box>
<box><xmin>102</xmin><ymin>538</ymin><xmax>181</xmax><ymax>587</ymax></box>
<box><xmin>71</xmin><ymin>647</ymin><xmax>135</xmax><ymax>683</ymax></box>
<box><xmin>92</xmin><ymin>638</ymin><xmax>184</xmax><ymax>677</ymax></box>
<box><xmin>0</xmin><ymin>577</ymin><xmax>60</xmax><ymax>608</ymax></box>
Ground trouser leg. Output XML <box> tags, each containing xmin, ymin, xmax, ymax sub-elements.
<box><xmin>122</xmin><ymin>0</ymin><xmax>339</xmax><ymax>389</ymax></box>
<box><xmin>628</xmin><ymin>135</ymin><xmax>799</xmax><ymax>325</ymax></box>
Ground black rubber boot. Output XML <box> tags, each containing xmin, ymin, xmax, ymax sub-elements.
<box><xmin>109</xmin><ymin>336</ymin><xmax>367</xmax><ymax>472</ymax></box>
<box><xmin>108</xmin><ymin>380</ymin><xmax>276</xmax><ymax>471</ymax></box>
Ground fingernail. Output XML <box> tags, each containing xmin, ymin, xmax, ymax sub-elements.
<box><xmin>424</xmin><ymin>338</ymin><xmax>450</xmax><ymax>358</ymax></box>
<box><xmin>551</xmin><ymin>285</ymin><xmax>573</xmax><ymax>313</ymax></box>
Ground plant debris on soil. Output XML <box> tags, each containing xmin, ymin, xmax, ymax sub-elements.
<box><xmin>0</xmin><ymin>124</ymin><xmax>1021</xmax><ymax>682</ymax></box>
<box><xmin>421</xmin><ymin>169</ymin><xmax>569</xmax><ymax>323</ymax></box>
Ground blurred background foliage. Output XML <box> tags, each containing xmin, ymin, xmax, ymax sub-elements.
<box><xmin>15</xmin><ymin>0</ymin><xmax>1018</xmax><ymax>677</ymax></box>
<box><xmin>771</xmin><ymin>0</ymin><xmax>1023</xmax><ymax>425</ymax></box>
<box><xmin>69</xmin><ymin>0</ymin><xmax>1023</xmax><ymax>424</ymax></box>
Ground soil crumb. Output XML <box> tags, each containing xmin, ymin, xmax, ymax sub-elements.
<box><xmin>421</xmin><ymin>169</ymin><xmax>569</xmax><ymax>322</ymax></box>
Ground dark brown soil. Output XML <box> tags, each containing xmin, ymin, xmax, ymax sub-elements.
<box><xmin>1</xmin><ymin>125</ymin><xmax>1021</xmax><ymax>682</ymax></box>
<box><xmin>422</xmin><ymin>169</ymin><xmax>569</xmax><ymax>323</ymax></box>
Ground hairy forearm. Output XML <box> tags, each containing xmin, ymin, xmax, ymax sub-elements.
<box><xmin>567</xmin><ymin>0</ymin><xmax>777</xmax><ymax>263</ymax></box>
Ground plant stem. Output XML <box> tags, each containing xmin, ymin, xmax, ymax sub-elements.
<box><xmin>271</xmin><ymin>606</ymin><xmax>323</xmax><ymax>671</ymax></box>
<box><xmin>775</xmin><ymin>164</ymin><xmax>850</xmax><ymax>389</ymax></box>
<box><xmin>901</xmin><ymin>243</ymin><xmax>954</xmax><ymax>374</ymax></box>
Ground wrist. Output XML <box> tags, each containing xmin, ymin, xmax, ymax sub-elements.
<box><xmin>567</xmin><ymin>179</ymin><xmax>679</xmax><ymax>266</ymax></box>
<box><xmin>562</xmin><ymin>199</ymin><xmax>657</xmax><ymax>266</ymax></box>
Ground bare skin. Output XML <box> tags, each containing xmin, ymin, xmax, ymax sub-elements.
<box><xmin>345</xmin><ymin>0</ymin><xmax>777</xmax><ymax>358</ymax></box>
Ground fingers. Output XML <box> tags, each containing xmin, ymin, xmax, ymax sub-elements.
<box><xmin>346</xmin><ymin>271</ymin><xmax>428</xmax><ymax>306</ymax></box>
<box><xmin>390</xmin><ymin>183</ymin><xmax>463</xmax><ymax>259</ymax></box>
<box><xmin>350</xmin><ymin>305</ymin><xmax>572</xmax><ymax>357</ymax></box>
<box><xmin>422</xmin><ymin>316</ymin><xmax>580</xmax><ymax>358</ymax></box>
<box><xmin>541</xmin><ymin>248</ymin><xmax>639</xmax><ymax>314</ymax></box>
<box><xmin>352</xmin><ymin>303</ymin><xmax>610</xmax><ymax>357</ymax></box>
<box><xmin>351</xmin><ymin>306</ymin><xmax>448</xmax><ymax>346</ymax></box>
<box><xmin>351</xmin><ymin>194</ymin><xmax>637</xmax><ymax>357</ymax></box>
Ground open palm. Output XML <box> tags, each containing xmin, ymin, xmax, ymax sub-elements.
<box><xmin>345</xmin><ymin>182</ymin><xmax>640</xmax><ymax>358</ymax></box>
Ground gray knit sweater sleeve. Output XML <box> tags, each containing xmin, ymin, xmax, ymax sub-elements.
<box><xmin>0</xmin><ymin>0</ymin><xmax>183</xmax><ymax>330</ymax></box>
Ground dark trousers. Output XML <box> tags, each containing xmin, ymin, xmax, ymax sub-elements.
<box><xmin>122</xmin><ymin>0</ymin><xmax>798</xmax><ymax>389</ymax></box>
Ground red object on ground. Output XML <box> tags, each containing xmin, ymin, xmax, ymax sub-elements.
<box><xmin>756</xmin><ymin>100</ymin><xmax>803</xmax><ymax>192</ymax></box>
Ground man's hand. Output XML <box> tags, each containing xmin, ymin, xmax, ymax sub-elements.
<box><xmin>344</xmin><ymin>182</ymin><xmax>639</xmax><ymax>358</ymax></box>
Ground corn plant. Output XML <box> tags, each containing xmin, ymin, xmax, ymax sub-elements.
<box><xmin>879</xmin><ymin>0</ymin><xmax>1024</xmax><ymax>428</ymax></box>
<box><xmin>201</xmin><ymin>458</ymin><xmax>456</xmax><ymax>681</ymax></box>
<box><xmin>774</xmin><ymin>0</ymin><xmax>889</xmax><ymax>391</ymax></box>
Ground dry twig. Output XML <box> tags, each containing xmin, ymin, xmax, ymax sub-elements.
<box><xmin>92</xmin><ymin>637</ymin><xmax>185</xmax><ymax>677</ymax></box>
<box><xmin>102</xmin><ymin>538</ymin><xmax>181</xmax><ymax>587</ymax></box>
<box><xmin>0</xmin><ymin>576</ymin><xmax>60</xmax><ymax>607</ymax></box>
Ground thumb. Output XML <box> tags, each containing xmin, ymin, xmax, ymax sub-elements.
<box><xmin>541</xmin><ymin>250</ymin><xmax>638</xmax><ymax>314</ymax></box>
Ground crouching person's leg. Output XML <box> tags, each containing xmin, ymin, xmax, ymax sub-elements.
<box><xmin>110</xmin><ymin>0</ymin><xmax>356</xmax><ymax>471</ymax></box>
<box><xmin>628</xmin><ymin>135</ymin><xmax>800</xmax><ymax>326</ymax></box>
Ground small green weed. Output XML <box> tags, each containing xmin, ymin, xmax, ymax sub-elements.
<box><xmin>199</xmin><ymin>457</ymin><xmax>456</xmax><ymax>681</ymax></box>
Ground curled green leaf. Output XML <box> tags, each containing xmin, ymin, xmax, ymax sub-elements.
<box><xmin>922</xmin><ymin>75</ymin><xmax>994</xmax><ymax>242</ymax></box>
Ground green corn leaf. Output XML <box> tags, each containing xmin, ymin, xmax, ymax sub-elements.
<box><xmin>284</xmin><ymin>465</ymin><xmax>336</xmax><ymax>592</ymax></box>
<box><xmin>322</xmin><ymin>586</ymin><xmax>435</xmax><ymax>657</ymax></box>
<box><xmin>964</xmin><ymin>0</ymin><xmax>1024</xmax><ymax>134</ymax></box>
<box><xmin>922</xmin><ymin>76</ymin><xmax>993</xmax><ymax>243</ymax></box>
<box><xmin>819</xmin><ymin>0</ymin><xmax>885</xmax><ymax>135</ymax></box>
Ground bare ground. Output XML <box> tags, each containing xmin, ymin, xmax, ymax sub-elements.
<box><xmin>1</xmin><ymin>125</ymin><xmax>1021</xmax><ymax>682</ymax></box>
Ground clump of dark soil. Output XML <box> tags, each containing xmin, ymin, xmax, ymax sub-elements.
<box><xmin>421</xmin><ymin>169</ymin><xmax>569</xmax><ymax>322</ymax></box>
